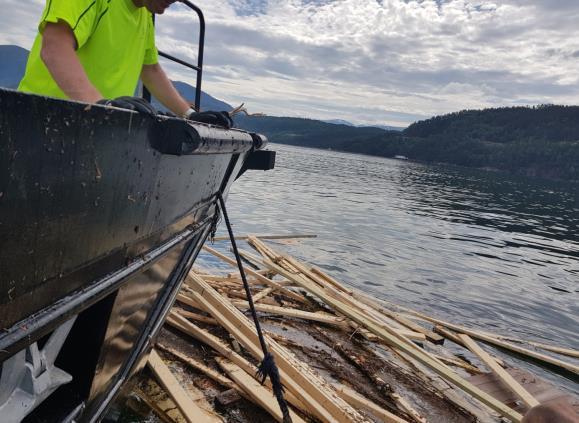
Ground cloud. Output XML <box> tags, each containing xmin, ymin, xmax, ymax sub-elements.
<box><xmin>2</xmin><ymin>0</ymin><xmax>579</xmax><ymax>126</ymax></box>
<box><xmin>0</xmin><ymin>0</ymin><xmax>45</xmax><ymax>47</ymax></box>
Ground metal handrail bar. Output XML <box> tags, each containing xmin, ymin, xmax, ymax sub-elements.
<box><xmin>159</xmin><ymin>51</ymin><xmax>200</xmax><ymax>72</ymax></box>
<box><xmin>144</xmin><ymin>0</ymin><xmax>205</xmax><ymax>111</ymax></box>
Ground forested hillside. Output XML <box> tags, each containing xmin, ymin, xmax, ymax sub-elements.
<box><xmin>404</xmin><ymin>105</ymin><xmax>579</xmax><ymax>142</ymax></box>
<box><xmin>236</xmin><ymin>115</ymin><xmax>390</xmax><ymax>150</ymax></box>
<box><xmin>239</xmin><ymin>106</ymin><xmax>579</xmax><ymax>181</ymax></box>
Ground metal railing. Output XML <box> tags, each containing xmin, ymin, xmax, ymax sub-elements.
<box><xmin>144</xmin><ymin>0</ymin><xmax>205</xmax><ymax>111</ymax></box>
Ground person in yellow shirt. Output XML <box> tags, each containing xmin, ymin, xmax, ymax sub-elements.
<box><xmin>19</xmin><ymin>0</ymin><xmax>203</xmax><ymax>120</ymax></box>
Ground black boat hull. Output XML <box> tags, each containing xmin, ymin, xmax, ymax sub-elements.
<box><xmin>0</xmin><ymin>89</ymin><xmax>273</xmax><ymax>422</ymax></box>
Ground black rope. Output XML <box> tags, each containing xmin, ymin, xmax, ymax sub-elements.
<box><xmin>216</xmin><ymin>193</ymin><xmax>292</xmax><ymax>423</ymax></box>
<box><xmin>209</xmin><ymin>200</ymin><xmax>221</xmax><ymax>243</ymax></box>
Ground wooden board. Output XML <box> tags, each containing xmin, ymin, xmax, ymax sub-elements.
<box><xmin>248</xmin><ymin>241</ymin><xmax>524</xmax><ymax>422</ymax></box>
<box><xmin>433</xmin><ymin>325</ymin><xmax>505</xmax><ymax>367</ymax></box>
<box><xmin>212</xmin><ymin>234</ymin><xmax>317</xmax><ymax>241</ymax></box>
<box><xmin>307</xmin><ymin>265</ymin><xmax>443</xmax><ymax>344</ymax></box>
<box><xmin>432</xmin><ymin>354</ymin><xmax>482</xmax><ymax>374</ymax></box>
<box><xmin>165</xmin><ymin>313</ymin><xmax>308</xmax><ymax>415</ymax></box>
<box><xmin>216</xmin><ymin>358</ymin><xmax>307</xmax><ymax>423</ymax></box>
<box><xmin>459</xmin><ymin>334</ymin><xmax>540</xmax><ymax>409</ymax></box>
<box><xmin>333</xmin><ymin>384</ymin><xmax>410</xmax><ymax>423</ymax></box>
<box><xmin>177</xmin><ymin>292</ymin><xmax>204</xmax><ymax>310</ymax></box>
<box><xmin>201</xmin><ymin>246</ymin><xmax>307</xmax><ymax>303</ymax></box>
<box><xmin>231</xmin><ymin>300</ymin><xmax>350</xmax><ymax>327</ymax></box>
<box><xmin>391</xmin><ymin>349</ymin><xmax>500</xmax><ymax>423</ymax></box>
<box><xmin>241</xmin><ymin>245</ymin><xmax>428</xmax><ymax>344</ymax></box>
<box><xmin>147</xmin><ymin>349</ymin><xmax>222</xmax><ymax>423</ymax></box>
<box><xmin>135</xmin><ymin>379</ymin><xmax>186</xmax><ymax>423</ymax></box>
<box><xmin>253</xmin><ymin>287</ymin><xmax>276</xmax><ymax>302</ymax></box>
<box><xmin>185</xmin><ymin>273</ymin><xmax>370</xmax><ymax>423</ymax></box>
<box><xmin>175</xmin><ymin>309</ymin><xmax>219</xmax><ymax>325</ymax></box>
<box><xmin>391</xmin><ymin>392</ymin><xmax>428</xmax><ymax>423</ymax></box>
<box><xmin>398</xmin><ymin>308</ymin><xmax>579</xmax><ymax>375</ymax></box>
<box><xmin>468</xmin><ymin>367</ymin><xmax>579</xmax><ymax>415</ymax></box>
<box><xmin>378</xmin><ymin>309</ymin><xmax>444</xmax><ymax>345</ymax></box>
<box><xmin>156</xmin><ymin>343</ymin><xmax>241</xmax><ymax>394</ymax></box>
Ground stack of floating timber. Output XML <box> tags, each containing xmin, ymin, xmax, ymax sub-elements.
<box><xmin>129</xmin><ymin>234</ymin><xmax>579</xmax><ymax>423</ymax></box>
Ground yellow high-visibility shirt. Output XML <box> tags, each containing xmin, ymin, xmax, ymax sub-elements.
<box><xmin>18</xmin><ymin>0</ymin><xmax>158</xmax><ymax>100</ymax></box>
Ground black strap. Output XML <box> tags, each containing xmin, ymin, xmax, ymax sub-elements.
<box><xmin>216</xmin><ymin>193</ymin><xmax>292</xmax><ymax>423</ymax></box>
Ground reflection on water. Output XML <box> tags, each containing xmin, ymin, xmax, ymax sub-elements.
<box><xmin>202</xmin><ymin>144</ymin><xmax>579</xmax><ymax>391</ymax></box>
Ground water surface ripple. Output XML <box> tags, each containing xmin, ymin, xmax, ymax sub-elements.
<box><xmin>204</xmin><ymin>144</ymin><xmax>578</xmax><ymax>392</ymax></box>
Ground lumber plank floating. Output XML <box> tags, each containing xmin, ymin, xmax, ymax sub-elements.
<box><xmin>459</xmin><ymin>334</ymin><xmax>540</xmax><ymax>409</ymax></box>
<box><xmin>418</xmin><ymin>315</ymin><xmax>579</xmax><ymax>375</ymax></box>
<box><xmin>211</xmin><ymin>234</ymin><xmax>317</xmax><ymax>241</ymax></box>
<box><xmin>520</xmin><ymin>341</ymin><xmax>579</xmax><ymax>359</ymax></box>
<box><xmin>307</xmin><ymin>265</ymin><xmax>444</xmax><ymax>344</ymax></box>
<box><xmin>216</xmin><ymin>358</ymin><xmax>308</xmax><ymax>423</ymax></box>
<box><xmin>252</xmin><ymin>286</ymin><xmax>276</xmax><ymax>303</ymax></box>
<box><xmin>333</xmin><ymin>384</ymin><xmax>410</xmax><ymax>423</ymax></box>
<box><xmin>311</xmin><ymin>266</ymin><xmax>354</xmax><ymax>293</ymax></box>
<box><xmin>248</xmin><ymin>238</ymin><xmax>524</xmax><ymax>423</ymax></box>
<box><xmin>391</xmin><ymin>392</ymin><xmax>428</xmax><ymax>423</ymax></box>
<box><xmin>176</xmin><ymin>309</ymin><xmax>219</xmax><ymax>326</ymax></box>
<box><xmin>202</xmin><ymin>246</ymin><xmax>307</xmax><ymax>304</ymax></box>
<box><xmin>168</xmin><ymin>308</ymin><xmax>362</xmax><ymax>423</ymax></box>
<box><xmin>158</xmin><ymin>236</ymin><xmax>576</xmax><ymax>423</ymax></box>
<box><xmin>433</xmin><ymin>325</ymin><xmax>505</xmax><ymax>367</ymax></box>
<box><xmin>166</xmin><ymin>313</ymin><xmax>307</xmax><ymax>412</ymax></box>
<box><xmin>197</xmin><ymin>275</ymin><xmax>244</xmax><ymax>282</ymax></box>
<box><xmin>156</xmin><ymin>344</ymin><xmax>241</xmax><ymax>394</ymax></box>
<box><xmin>376</xmin><ymin>300</ymin><xmax>579</xmax><ymax>375</ymax></box>
<box><xmin>135</xmin><ymin>381</ymin><xmax>186</xmax><ymax>423</ymax></box>
<box><xmin>467</xmin><ymin>367</ymin><xmax>579</xmax><ymax>414</ymax></box>
<box><xmin>389</xmin><ymin>349</ymin><xmax>500</xmax><ymax>423</ymax></box>
<box><xmin>147</xmin><ymin>349</ymin><xmax>221</xmax><ymax>423</ymax></box>
<box><xmin>241</xmin><ymin>245</ymin><xmax>429</xmax><ymax>344</ymax></box>
<box><xmin>283</xmin><ymin>256</ymin><xmax>429</xmax><ymax>340</ymax></box>
<box><xmin>231</xmin><ymin>300</ymin><xmax>350</xmax><ymax>327</ymax></box>
<box><xmin>185</xmin><ymin>272</ymin><xmax>370</xmax><ymax>423</ymax></box>
<box><xmin>177</xmin><ymin>292</ymin><xmax>204</xmax><ymax>310</ymax></box>
<box><xmin>375</xmin><ymin>308</ymin><xmax>444</xmax><ymax>345</ymax></box>
<box><xmin>431</xmin><ymin>354</ymin><xmax>482</xmax><ymax>374</ymax></box>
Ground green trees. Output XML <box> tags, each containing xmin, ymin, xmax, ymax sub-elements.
<box><xmin>238</xmin><ymin>105</ymin><xmax>579</xmax><ymax>181</ymax></box>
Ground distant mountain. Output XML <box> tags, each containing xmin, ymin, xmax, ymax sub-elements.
<box><xmin>324</xmin><ymin>119</ymin><xmax>354</xmax><ymax>126</ymax></box>
<box><xmin>236</xmin><ymin>115</ymin><xmax>393</xmax><ymax>150</ymax></box>
<box><xmin>151</xmin><ymin>81</ymin><xmax>232</xmax><ymax>112</ymax></box>
<box><xmin>0</xmin><ymin>45</ymin><xmax>29</xmax><ymax>89</ymax></box>
<box><xmin>324</xmin><ymin>118</ymin><xmax>405</xmax><ymax>132</ymax></box>
<box><xmin>173</xmin><ymin>81</ymin><xmax>232</xmax><ymax>111</ymax></box>
<box><xmin>367</xmin><ymin>124</ymin><xmax>405</xmax><ymax>132</ymax></box>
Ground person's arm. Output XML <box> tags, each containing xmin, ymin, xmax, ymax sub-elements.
<box><xmin>140</xmin><ymin>63</ymin><xmax>192</xmax><ymax>117</ymax></box>
<box><xmin>40</xmin><ymin>21</ymin><xmax>102</xmax><ymax>103</ymax></box>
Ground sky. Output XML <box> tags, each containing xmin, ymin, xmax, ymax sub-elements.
<box><xmin>1</xmin><ymin>0</ymin><xmax>579</xmax><ymax>127</ymax></box>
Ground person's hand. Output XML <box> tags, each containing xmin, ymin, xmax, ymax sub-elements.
<box><xmin>97</xmin><ymin>97</ymin><xmax>157</xmax><ymax>116</ymax></box>
<box><xmin>184</xmin><ymin>110</ymin><xmax>233</xmax><ymax>129</ymax></box>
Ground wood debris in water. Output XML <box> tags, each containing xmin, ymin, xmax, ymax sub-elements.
<box><xmin>131</xmin><ymin>234</ymin><xmax>579</xmax><ymax>423</ymax></box>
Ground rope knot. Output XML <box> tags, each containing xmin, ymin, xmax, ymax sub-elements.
<box><xmin>257</xmin><ymin>352</ymin><xmax>280</xmax><ymax>385</ymax></box>
<box><xmin>257</xmin><ymin>353</ymin><xmax>291</xmax><ymax>423</ymax></box>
